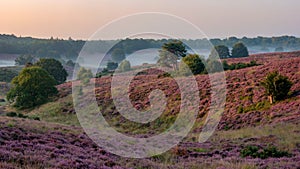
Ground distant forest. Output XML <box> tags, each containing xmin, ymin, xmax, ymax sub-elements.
<box><xmin>1</xmin><ymin>34</ymin><xmax>300</xmax><ymax>60</ymax></box>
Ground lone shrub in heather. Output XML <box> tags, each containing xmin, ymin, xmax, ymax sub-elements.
<box><xmin>7</xmin><ymin>66</ymin><xmax>58</xmax><ymax>109</ymax></box>
<box><xmin>241</xmin><ymin>145</ymin><xmax>290</xmax><ymax>159</ymax></box>
<box><xmin>261</xmin><ymin>71</ymin><xmax>292</xmax><ymax>104</ymax></box>
<box><xmin>77</xmin><ymin>67</ymin><xmax>93</xmax><ymax>85</ymax></box>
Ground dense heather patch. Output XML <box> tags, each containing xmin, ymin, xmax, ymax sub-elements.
<box><xmin>58</xmin><ymin>51</ymin><xmax>300</xmax><ymax>131</ymax></box>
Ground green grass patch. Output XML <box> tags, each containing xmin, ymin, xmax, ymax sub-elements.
<box><xmin>28</xmin><ymin>95</ymin><xmax>79</xmax><ymax>126</ymax></box>
<box><xmin>237</xmin><ymin>101</ymin><xmax>271</xmax><ymax>114</ymax></box>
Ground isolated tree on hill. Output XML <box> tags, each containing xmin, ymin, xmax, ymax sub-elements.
<box><xmin>7</xmin><ymin>66</ymin><xmax>58</xmax><ymax>109</ymax></box>
<box><xmin>111</xmin><ymin>48</ymin><xmax>125</xmax><ymax>63</ymax></box>
<box><xmin>35</xmin><ymin>58</ymin><xmax>68</xmax><ymax>84</ymax></box>
<box><xmin>209</xmin><ymin>45</ymin><xmax>230</xmax><ymax>59</ymax></box>
<box><xmin>161</xmin><ymin>40</ymin><xmax>187</xmax><ymax>58</ymax></box>
<box><xmin>119</xmin><ymin>60</ymin><xmax>131</xmax><ymax>72</ymax></box>
<box><xmin>157</xmin><ymin>40</ymin><xmax>187</xmax><ymax>70</ymax></box>
<box><xmin>231</xmin><ymin>42</ymin><xmax>249</xmax><ymax>58</ymax></box>
<box><xmin>180</xmin><ymin>54</ymin><xmax>205</xmax><ymax>75</ymax></box>
<box><xmin>15</xmin><ymin>54</ymin><xmax>36</xmax><ymax>66</ymax></box>
<box><xmin>77</xmin><ymin>67</ymin><xmax>93</xmax><ymax>85</ymax></box>
<box><xmin>261</xmin><ymin>71</ymin><xmax>292</xmax><ymax>104</ymax></box>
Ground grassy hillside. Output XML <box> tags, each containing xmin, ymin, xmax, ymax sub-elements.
<box><xmin>0</xmin><ymin>51</ymin><xmax>299</xmax><ymax>168</ymax></box>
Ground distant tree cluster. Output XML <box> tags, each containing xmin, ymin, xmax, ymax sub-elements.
<box><xmin>1</xmin><ymin>34</ymin><xmax>300</xmax><ymax>61</ymax></box>
<box><xmin>157</xmin><ymin>40</ymin><xmax>255</xmax><ymax>75</ymax></box>
<box><xmin>209</xmin><ymin>42</ymin><xmax>249</xmax><ymax>59</ymax></box>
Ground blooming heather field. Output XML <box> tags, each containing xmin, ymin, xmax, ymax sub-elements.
<box><xmin>0</xmin><ymin>51</ymin><xmax>299</xmax><ymax>168</ymax></box>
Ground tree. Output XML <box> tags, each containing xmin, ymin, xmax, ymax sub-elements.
<box><xmin>161</xmin><ymin>40</ymin><xmax>187</xmax><ymax>58</ymax></box>
<box><xmin>107</xmin><ymin>62</ymin><xmax>118</xmax><ymax>70</ymax></box>
<box><xmin>231</xmin><ymin>42</ymin><xmax>249</xmax><ymax>58</ymax></box>
<box><xmin>180</xmin><ymin>54</ymin><xmax>205</xmax><ymax>75</ymax></box>
<box><xmin>119</xmin><ymin>60</ymin><xmax>131</xmax><ymax>72</ymax></box>
<box><xmin>15</xmin><ymin>54</ymin><xmax>36</xmax><ymax>65</ymax></box>
<box><xmin>77</xmin><ymin>67</ymin><xmax>93</xmax><ymax>85</ymax></box>
<box><xmin>35</xmin><ymin>58</ymin><xmax>68</xmax><ymax>84</ymax></box>
<box><xmin>111</xmin><ymin>48</ymin><xmax>125</xmax><ymax>63</ymax></box>
<box><xmin>157</xmin><ymin>40</ymin><xmax>187</xmax><ymax>70</ymax></box>
<box><xmin>7</xmin><ymin>66</ymin><xmax>58</xmax><ymax>109</ymax></box>
<box><xmin>261</xmin><ymin>71</ymin><xmax>292</xmax><ymax>104</ymax></box>
<box><xmin>209</xmin><ymin>45</ymin><xmax>230</xmax><ymax>59</ymax></box>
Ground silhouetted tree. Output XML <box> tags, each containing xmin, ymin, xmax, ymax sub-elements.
<box><xmin>157</xmin><ymin>40</ymin><xmax>187</xmax><ymax>70</ymax></box>
<box><xmin>231</xmin><ymin>42</ymin><xmax>249</xmax><ymax>58</ymax></box>
<box><xmin>209</xmin><ymin>45</ymin><xmax>230</xmax><ymax>59</ymax></box>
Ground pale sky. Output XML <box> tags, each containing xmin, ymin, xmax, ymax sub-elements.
<box><xmin>1</xmin><ymin>0</ymin><xmax>300</xmax><ymax>40</ymax></box>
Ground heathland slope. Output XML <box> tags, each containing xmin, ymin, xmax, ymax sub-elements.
<box><xmin>0</xmin><ymin>51</ymin><xmax>299</xmax><ymax>168</ymax></box>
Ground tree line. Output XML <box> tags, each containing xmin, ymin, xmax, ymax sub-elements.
<box><xmin>1</xmin><ymin>34</ymin><xmax>300</xmax><ymax>60</ymax></box>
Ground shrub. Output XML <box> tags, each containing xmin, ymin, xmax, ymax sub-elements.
<box><xmin>118</xmin><ymin>60</ymin><xmax>131</xmax><ymax>72</ymax></box>
<box><xmin>7</xmin><ymin>66</ymin><xmax>58</xmax><ymax>109</ymax></box>
<box><xmin>35</xmin><ymin>58</ymin><xmax>68</xmax><ymax>84</ymax></box>
<box><xmin>241</xmin><ymin>145</ymin><xmax>290</xmax><ymax>159</ymax></box>
<box><xmin>209</xmin><ymin>45</ymin><xmax>230</xmax><ymax>59</ymax></box>
<box><xmin>180</xmin><ymin>54</ymin><xmax>205</xmax><ymax>75</ymax></box>
<box><xmin>231</xmin><ymin>42</ymin><xmax>249</xmax><ymax>58</ymax></box>
<box><xmin>261</xmin><ymin>71</ymin><xmax>292</xmax><ymax>104</ymax></box>
<box><xmin>77</xmin><ymin>67</ymin><xmax>93</xmax><ymax>85</ymax></box>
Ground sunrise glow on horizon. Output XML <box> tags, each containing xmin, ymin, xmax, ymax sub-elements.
<box><xmin>1</xmin><ymin>0</ymin><xmax>300</xmax><ymax>40</ymax></box>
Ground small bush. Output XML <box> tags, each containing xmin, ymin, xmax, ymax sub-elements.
<box><xmin>6</xmin><ymin>112</ymin><xmax>40</xmax><ymax>121</ymax></box>
<box><xmin>158</xmin><ymin>73</ymin><xmax>171</xmax><ymax>78</ymax></box>
<box><xmin>6</xmin><ymin>112</ymin><xmax>17</xmax><ymax>117</ymax></box>
<box><xmin>241</xmin><ymin>145</ymin><xmax>291</xmax><ymax>159</ymax></box>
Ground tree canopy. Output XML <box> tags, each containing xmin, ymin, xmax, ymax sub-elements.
<box><xmin>157</xmin><ymin>40</ymin><xmax>187</xmax><ymax>70</ymax></box>
<box><xmin>180</xmin><ymin>54</ymin><xmax>205</xmax><ymax>75</ymax></box>
<box><xmin>161</xmin><ymin>40</ymin><xmax>187</xmax><ymax>58</ymax></box>
<box><xmin>231</xmin><ymin>42</ymin><xmax>249</xmax><ymax>58</ymax></box>
<box><xmin>77</xmin><ymin>67</ymin><xmax>93</xmax><ymax>85</ymax></box>
<box><xmin>35</xmin><ymin>58</ymin><xmax>68</xmax><ymax>84</ymax></box>
<box><xmin>7</xmin><ymin>66</ymin><xmax>58</xmax><ymax>109</ymax></box>
<box><xmin>209</xmin><ymin>45</ymin><xmax>230</xmax><ymax>59</ymax></box>
<box><xmin>261</xmin><ymin>71</ymin><xmax>292</xmax><ymax>104</ymax></box>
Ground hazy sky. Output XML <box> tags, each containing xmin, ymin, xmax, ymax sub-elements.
<box><xmin>1</xmin><ymin>0</ymin><xmax>300</xmax><ymax>40</ymax></box>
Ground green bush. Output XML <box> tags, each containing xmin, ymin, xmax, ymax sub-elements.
<box><xmin>35</xmin><ymin>58</ymin><xmax>68</xmax><ymax>84</ymax></box>
<box><xmin>241</xmin><ymin>145</ymin><xmax>291</xmax><ymax>159</ymax></box>
<box><xmin>7</xmin><ymin>66</ymin><xmax>58</xmax><ymax>109</ymax></box>
<box><xmin>261</xmin><ymin>71</ymin><xmax>293</xmax><ymax>104</ymax></box>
